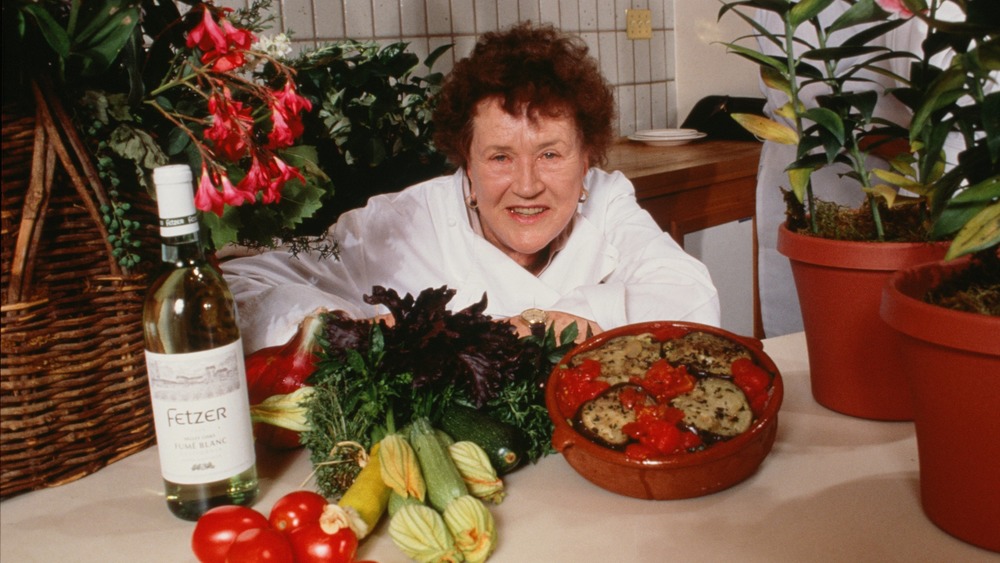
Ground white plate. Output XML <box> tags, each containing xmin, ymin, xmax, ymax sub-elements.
<box><xmin>631</xmin><ymin>128</ymin><xmax>701</xmax><ymax>139</ymax></box>
<box><xmin>628</xmin><ymin>131</ymin><xmax>707</xmax><ymax>146</ymax></box>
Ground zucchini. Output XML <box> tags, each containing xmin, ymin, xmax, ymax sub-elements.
<box><xmin>439</xmin><ymin>404</ymin><xmax>527</xmax><ymax>475</ymax></box>
<box><xmin>387</xmin><ymin>489</ymin><xmax>422</xmax><ymax>517</ymax></box>
<box><xmin>409</xmin><ymin>417</ymin><xmax>468</xmax><ymax>513</ymax></box>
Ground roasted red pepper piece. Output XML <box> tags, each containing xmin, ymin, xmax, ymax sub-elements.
<box><xmin>557</xmin><ymin>359</ymin><xmax>610</xmax><ymax>416</ymax></box>
<box><xmin>632</xmin><ymin>359</ymin><xmax>695</xmax><ymax>402</ymax></box>
<box><xmin>621</xmin><ymin>409</ymin><xmax>701</xmax><ymax>460</ymax></box>
<box><xmin>649</xmin><ymin>325</ymin><xmax>688</xmax><ymax>342</ymax></box>
<box><xmin>730</xmin><ymin>358</ymin><xmax>771</xmax><ymax>415</ymax></box>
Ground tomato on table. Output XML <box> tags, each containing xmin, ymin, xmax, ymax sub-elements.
<box><xmin>269</xmin><ymin>490</ymin><xmax>329</xmax><ymax>533</ymax></box>
<box><xmin>288</xmin><ymin>524</ymin><xmax>359</xmax><ymax>563</ymax></box>
<box><xmin>192</xmin><ymin>505</ymin><xmax>270</xmax><ymax>563</ymax></box>
<box><xmin>225</xmin><ymin>527</ymin><xmax>294</xmax><ymax>562</ymax></box>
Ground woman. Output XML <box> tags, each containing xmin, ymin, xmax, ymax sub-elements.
<box><xmin>223</xmin><ymin>22</ymin><xmax>720</xmax><ymax>353</ymax></box>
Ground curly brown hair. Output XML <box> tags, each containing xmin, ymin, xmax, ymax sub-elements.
<box><xmin>432</xmin><ymin>22</ymin><xmax>617</xmax><ymax>169</ymax></box>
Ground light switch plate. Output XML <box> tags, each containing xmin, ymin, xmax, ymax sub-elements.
<box><xmin>626</xmin><ymin>9</ymin><xmax>652</xmax><ymax>40</ymax></box>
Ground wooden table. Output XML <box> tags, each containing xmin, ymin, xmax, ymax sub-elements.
<box><xmin>605</xmin><ymin>138</ymin><xmax>763</xmax><ymax>337</ymax></box>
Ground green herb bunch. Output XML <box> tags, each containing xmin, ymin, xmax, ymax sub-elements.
<box><xmin>301</xmin><ymin>286</ymin><xmax>577</xmax><ymax>497</ymax></box>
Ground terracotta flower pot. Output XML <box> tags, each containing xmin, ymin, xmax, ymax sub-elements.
<box><xmin>777</xmin><ymin>224</ymin><xmax>948</xmax><ymax>420</ymax></box>
<box><xmin>880</xmin><ymin>257</ymin><xmax>1000</xmax><ymax>552</ymax></box>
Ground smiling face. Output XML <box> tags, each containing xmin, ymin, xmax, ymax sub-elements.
<box><xmin>466</xmin><ymin>98</ymin><xmax>590</xmax><ymax>273</ymax></box>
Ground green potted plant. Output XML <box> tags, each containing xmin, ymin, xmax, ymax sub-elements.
<box><xmin>721</xmin><ymin>0</ymin><xmax>998</xmax><ymax>550</ymax></box>
<box><xmin>874</xmin><ymin>0</ymin><xmax>999</xmax><ymax>551</ymax></box>
<box><xmin>717</xmin><ymin>0</ymin><xmax>984</xmax><ymax>421</ymax></box>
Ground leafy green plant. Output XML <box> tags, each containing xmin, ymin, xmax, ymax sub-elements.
<box><xmin>893</xmin><ymin>0</ymin><xmax>1000</xmax><ymax>259</ymax></box>
<box><xmin>719</xmin><ymin>0</ymin><xmax>998</xmax><ymax>258</ymax></box>
<box><xmin>290</xmin><ymin>40</ymin><xmax>453</xmax><ymax>231</ymax></box>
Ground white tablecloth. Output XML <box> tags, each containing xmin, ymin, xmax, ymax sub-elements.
<box><xmin>2</xmin><ymin>332</ymin><xmax>997</xmax><ymax>562</ymax></box>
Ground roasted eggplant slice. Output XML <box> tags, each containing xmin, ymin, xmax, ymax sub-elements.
<box><xmin>573</xmin><ymin>384</ymin><xmax>652</xmax><ymax>449</ymax></box>
<box><xmin>670</xmin><ymin>377</ymin><xmax>752</xmax><ymax>437</ymax></box>
<box><xmin>662</xmin><ymin>331</ymin><xmax>752</xmax><ymax>377</ymax></box>
<box><xmin>571</xmin><ymin>334</ymin><xmax>662</xmax><ymax>385</ymax></box>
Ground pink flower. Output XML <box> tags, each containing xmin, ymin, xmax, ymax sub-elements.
<box><xmin>205</xmin><ymin>49</ymin><xmax>247</xmax><ymax>73</ymax></box>
<box><xmin>187</xmin><ymin>7</ymin><xmax>256</xmax><ymax>72</ymax></box>
<box><xmin>267</xmin><ymin>104</ymin><xmax>297</xmax><ymax>149</ymax></box>
<box><xmin>876</xmin><ymin>0</ymin><xmax>917</xmax><ymax>17</ymax></box>
<box><xmin>263</xmin><ymin>156</ymin><xmax>305</xmax><ymax>204</ymax></box>
<box><xmin>274</xmin><ymin>81</ymin><xmax>312</xmax><ymax>115</ymax></box>
<box><xmin>195</xmin><ymin>166</ymin><xmax>225</xmax><ymax>216</ymax></box>
<box><xmin>220</xmin><ymin>173</ymin><xmax>256</xmax><ymax>206</ymax></box>
<box><xmin>237</xmin><ymin>156</ymin><xmax>270</xmax><ymax>195</ymax></box>
<box><xmin>267</xmin><ymin>82</ymin><xmax>311</xmax><ymax>149</ymax></box>
<box><xmin>219</xmin><ymin>17</ymin><xmax>255</xmax><ymax>51</ymax></box>
<box><xmin>187</xmin><ymin>8</ymin><xmax>229</xmax><ymax>54</ymax></box>
<box><xmin>204</xmin><ymin>89</ymin><xmax>254</xmax><ymax>161</ymax></box>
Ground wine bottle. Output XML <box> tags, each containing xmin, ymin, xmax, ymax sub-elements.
<box><xmin>142</xmin><ymin>164</ymin><xmax>258</xmax><ymax>521</ymax></box>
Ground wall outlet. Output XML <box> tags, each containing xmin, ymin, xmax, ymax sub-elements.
<box><xmin>626</xmin><ymin>9</ymin><xmax>652</xmax><ymax>40</ymax></box>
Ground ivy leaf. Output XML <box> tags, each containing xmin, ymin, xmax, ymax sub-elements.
<box><xmin>109</xmin><ymin>124</ymin><xmax>169</xmax><ymax>169</ymax></box>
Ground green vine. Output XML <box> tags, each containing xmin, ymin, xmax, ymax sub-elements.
<box><xmin>80</xmin><ymin>90</ymin><xmax>168</xmax><ymax>270</ymax></box>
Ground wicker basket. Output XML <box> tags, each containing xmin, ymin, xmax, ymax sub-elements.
<box><xmin>1</xmin><ymin>81</ymin><xmax>159</xmax><ymax>498</ymax></box>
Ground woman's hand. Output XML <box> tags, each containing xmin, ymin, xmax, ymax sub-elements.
<box><xmin>505</xmin><ymin>310</ymin><xmax>601</xmax><ymax>343</ymax></box>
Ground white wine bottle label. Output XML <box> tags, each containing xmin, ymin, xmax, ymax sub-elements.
<box><xmin>145</xmin><ymin>339</ymin><xmax>256</xmax><ymax>484</ymax></box>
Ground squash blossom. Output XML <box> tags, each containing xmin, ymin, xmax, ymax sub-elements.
<box><xmin>388</xmin><ymin>503</ymin><xmax>463</xmax><ymax>563</ymax></box>
<box><xmin>443</xmin><ymin>495</ymin><xmax>497</xmax><ymax>563</ymax></box>
<box><xmin>248</xmin><ymin>386</ymin><xmax>315</xmax><ymax>431</ymax></box>
<box><xmin>379</xmin><ymin>434</ymin><xmax>426</xmax><ymax>501</ymax></box>
<box><xmin>448</xmin><ymin>442</ymin><xmax>505</xmax><ymax>504</ymax></box>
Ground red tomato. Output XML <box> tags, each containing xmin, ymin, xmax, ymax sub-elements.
<box><xmin>636</xmin><ymin>359</ymin><xmax>695</xmax><ymax>401</ymax></box>
<box><xmin>192</xmin><ymin>505</ymin><xmax>270</xmax><ymax>563</ymax></box>
<box><xmin>622</xmin><ymin>412</ymin><xmax>700</xmax><ymax>460</ymax></box>
<box><xmin>649</xmin><ymin>325</ymin><xmax>688</xmax><ymax>342</ymax></box>
<box><xmin>288</xmin><ymin>523</ymin><xmax>359</xmax><ymax>563</ymax></box>
<box><xmin>557</xmin><ymin>359</ymin><xmax>609</xmax><ymax>415</ymax></box>
<box><xmin>269</xmin><ymin>490</ymin><xmax>329</xmax><ymax>533</ymax></box>
<box><xmin>617</xmin><ymin>385</ymin><xmax>651</xmax><ymax>410</ymax></box>
<box><xmin>731</xmin><ymin>358</ymin><xmax>771</xmax><ymax>414</ymax></box>
<box><xmin>225</xmin><ymin>528</ymin><xmax>295</xmax><ymax>562</ymax></box>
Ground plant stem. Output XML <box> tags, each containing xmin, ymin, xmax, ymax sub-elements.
<box><xmin>783</xmin><ymin>16</ymin><xmax>817</xmax><ymax>232</ymax></box>
<box><xmin>814</xmin><ymin>17</ymin><xmax>884</xmax><ymax>240</ymax></box>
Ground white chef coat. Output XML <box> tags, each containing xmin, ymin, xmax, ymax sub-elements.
<box><xmin>223</xmin><ymin>168</ymin><xmax>720</xmax><ymax>353</ymax></box>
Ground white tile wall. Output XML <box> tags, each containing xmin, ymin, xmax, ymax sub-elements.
<box><xmin>223</xmin><ymin>0</ymin><xmax>677</xmax><ymax>134</ymax></box>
